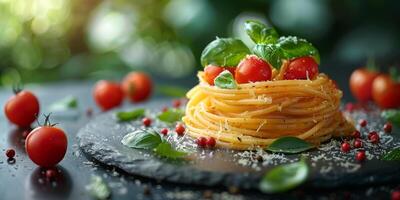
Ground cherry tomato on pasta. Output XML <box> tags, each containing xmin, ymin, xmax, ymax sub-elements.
<box><xmin>122</xmin><ymin>72</ymin><xmax>153</xmax><ymax>102</ymax></box>
<box><xmin>4</xmin><ymin>90</ymin><xmax>40</xmax><ymax>127</ymax></box>
<box><xmin>204</xmin><ymin>65</ymin><xmax>236</xmax><ymax>85</ymax></box>
<box><xmin>235</xmin><ymin>55</ymin><xmax>272</xmax><ymax>84</ymax></box>
<box><xmin>26</xmin><ymin>121</ymin><xmax>67</xmax><ymax>167</ymax></box>
<box><xmin>372</xmin><ymin>74</ymin><xmax>400</xmax><ymax>109</ymax></box>
<box><xmin>284</xmin><ymin>56</ymin><xmax>319</xmax><ymax>80</ymax></box>
<box><xmin>349</xmin><ymin>68</ymin><xmax>379</xmax><ymax>102</ymax></box>
<box><xmin>93</xmin><ymin>80</ymin><xmax>124</xmax><ymax>111</ymax></box>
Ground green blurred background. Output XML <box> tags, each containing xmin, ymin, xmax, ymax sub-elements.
<box><xmin>0</xmin><ymin>0</ymin><xmax>399</xmax><ymax>92</ymax></box>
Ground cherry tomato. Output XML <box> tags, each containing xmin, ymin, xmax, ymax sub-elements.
<box><xmin>93</xmin><ymin>80</ymin><xmax>124</xmax><ymax>111</ymax></box>
<box><xmin>235</xmin><ymin>55</ymin><xmax>272</xmax><ymax>84</ymax></box>
<box><xmin>372</xmin><ymin>74</ymin><xmax>400</xmax><ymax>109</ymax></box>
<box><xmin>122</xmin><ymin>72</ymin><xmax>153</xmax><ymax>102</ymax></box>
<box><xmin>204</xmin><ymin>65</ymin><xmax>236</xmax><ymax>85</ymax></box>
<box><xmin>284</xmin><ymin>56</ymin><xmax>319</xmax><ymax>80</ymax></box>
<box><xmin>4</xmin><ymin>90</ymin><xmax>40</xmax><ymax>127</ymax></box>
<box><xmin>26</xmin><ymin>124</ymin><xmax>67</xmax><ymax>167</ymax></box>
<box><xmin>349</xmin><ymin>68</ymin><xmax>379</xmax><ymax>102</ymax></box>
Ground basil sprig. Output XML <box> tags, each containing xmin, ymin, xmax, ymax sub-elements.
<box><xmin>277</xmin><ymin>36</ymin><xmax>320</xmax><ymax>64</ymax></box>
<box><xmin>121</xmin><ymin>129</ymin><xmax>162</xmax><ymax>150</ymax></box>
<box><xmin>381</xmin><ymin>109</ymin><xmax>400</xmax><ymax>127</ymax></box>
<box><xmin>382</xmin><ymin>148</ymin><xmax>400</xmax><ymax>161</ymax></box>
<box><xmin>259</xmin><ymin>158</ymin><xmax>309</xmax><ymax>193</ymax></box>
<box><xmin>200</xmin><ymin>38</ymin><xmax>250</xmax><ymax>67</ymax></box>
<box><xmin>157</xmin><ymin>108</ymin><xmax>184</xmax><ymax>123</ymax></box>
<box><xmin>214</xmin><ymin>70</ymin><xmax>237</xmax><ymax>89</ymax></box>
<box><xmin>153</xmin><ymin>141</ymin><xmax>187</xmax><ymax>159</ymax></box>
<box><xmin>116</xmin><ymin>108</ymin><xmax>145</xmax><ymax>122</ymax></box>
<box><xmin>121</xmin><ymin>129</ymin><xmax>187</xmax><ymax>159</ymax></box>
<box><xmin>267</xmin><ymin>136</ymin><xmax>314</xmax><ymax>154</ymax></box>
<box><xmin>245</xmin><ymin>20</ymin><xmax>279</xmax><ymax>44</ymax></box>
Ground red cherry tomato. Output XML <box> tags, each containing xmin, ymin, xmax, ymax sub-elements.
<box><xmin>372</xmin><ymin>74</ymin><xmax>400</xmax><ymax>109</ymax></box>
<box><xmin>122</xmin><ymin>72</ymin><xmax>153</xmax><ymax>102</ymax></box>
<box><xmin>284</xmin><ymin>56</ymin><xmax>319</xmax><ymax>80</ymax></box>
<box><xmin>93</xmin><ymin>80</ymin><xmax>124</xmax><ymax>111</ymax></box>
<box><xmin>204</xmin><ymin>65</ymin><xmax>236</xmax><ymax>85</ymax></box>
<box><xmin>26</xmin><ymin>125</ymin><xmax>67</xmax><ymax>167</ymax></box>
<box><xmin>349</xmin><ymin>68</ymin><xmax>379</xmax><ymax>102</ymax></box>
<box><xmin>235</xmin><ymin>55</ymin><xmax>272</xmax><ymax>84</ymax></box>
<box><xmin>4</xmin><ymin>90</ymin><xmax>40</xmax><ymax>127</ymax></box>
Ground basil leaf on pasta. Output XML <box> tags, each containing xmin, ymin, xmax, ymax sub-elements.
<box><xmin>267</xmin><ymin>137</ymin><xmax>314</xmax><ymax>154</ymax></box>
<box><xmin>277</xmin><ymin>36</ymin><xmax>320</xmax><ymax>64</ymax></box>
<box><xmin>200</xmin><ymin>38</ymin><xmax>250</xmax><ymax>67</ymax></box>
<box><xmin>245</xmin><ymin>20</ymin><xmax>279</xmax><ymax>44</ymax></box>
<box><xmin>259</xmin><ymin>158</ymin><xmax>309</xmax><ymax>193</ymax></box>
<box><xmin>214</xmin><ymin>70</ymin><xmax>237</xmax><ymax>89</ymax></box>
<box><xmin>253</xmin><ymin>44</ymin><xmax>285</xmax><ymax>69</ymax></box>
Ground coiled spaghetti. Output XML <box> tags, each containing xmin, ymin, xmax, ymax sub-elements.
<box><xmin>183</xmin><ymin>69</ymin><xmax>354</xmax><ymax>150</ymax></box>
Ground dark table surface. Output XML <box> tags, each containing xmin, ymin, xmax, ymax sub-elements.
<box><xmin>0</xmin><ymin>81</ymin><xmax>398</xmax><ymax>200</ymax></box>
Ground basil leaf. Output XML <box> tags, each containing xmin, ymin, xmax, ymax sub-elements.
<box><xmin>86</xmin><ymin>175</ymin><xmax>111</xmax><ymax>200</ymax></box>
<box><xmin>153</xmin><ymin>141</ymin><xmax>187</xmax><ymax>159</ymax></box>
<box><xmin>277</xmin><ymin>36</ymin><xmax>320</xmax><ymax>64</ymax></box>
<box><xmin>253</xmin><ymin>44</ymin><xmax>285</xmax><ymax>69</ymax></box>
<box><xmin>382</xmin><ymin>109</ymin><xmax>400</xmax><ymax>127</ymax></box>
<box><xmin>49</xmin><ymin>96</ymin><xmax>78</xmax><ymax>112</ymax></box>
<box><xmin>157</xmin><ymin>108</ymin><xmax>184</xmax><ymax>123</ymax></box>
<box><xmin>259</xmin><ymin>158</ymin><xmax>308</xmax><ymax>193</ymax></box>
<box><xmin>116</xmin><ymin>108</ymin><xmax>145</xmax><ymax>122</ymax></box>
<box><xmin>200</xmin><ymin>38</ymin><xmax>250</xmax><ymax>67</ymax></box>
<box><xmin>157</xmin><ymin>85</ymin><xmax>187</xmax><ymax>98</ymax></box>
<box><xmin>267</xmin><ymin>137</ymin><xmax>314</xmax><ymax>154</ymax></box>
<box><xmin>244</xmin><ymin>20</ymin><xmax>279</xmax><ymax>44</ymax></box>
<box><xmin>382</xmin><ymin>148</ymin><xmax>400</xmax><ymax>161</ymax></box>
<box><xmin>214</xmin><ymin>70</ymin><xmax>237</xmax><ymax>89</ymax></box>
<box><xmin>121</xmin><ymin>130</ymin><xmax>162</xmax><ymax>150</ymax></box>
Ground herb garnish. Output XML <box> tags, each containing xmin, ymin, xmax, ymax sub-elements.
<box><xmin>49</xmin><ymin>96</ymin><xmax>78</xmax><ymax>112</ymax></box>
<box><xmin>116</xmin><ymin>108</ymin><xmax>145</xmax><ymax>122</ymax></box>
<box><xmin>157</xmin><ymin>108</ymin><xmax>184</xmax><ymax>123</ymax></box>
<box><xmin>259</xmin><ymin>158</ymin><xmax>309</xmax><ymax>193</ymax></box>
<box><xmin>121</xmin><ymin>129</ymin><xmax>162</xmax><ymax>150</ymax></box>
<box><xmin>381</xmin><ymin>109</ymin><xmax>400</xmax><ymax>127</ymax></box>
<box><xmin>214</xmin><ymin>70</ymin><xmax>237</xmax><ymax>89</ymax></box>
<box><xmin>382</xmin><ymin>148</ymin><xmax>400</xmax><ymax>161</ymax></box>
<box><xmin>86</xmin><ymin>175</ymin><xmax>111</xmax><ymax>200</ymax></box>
<box><xmin>121</xmin><ymin>129</ymin><xmax>188</xmax><ymax>159</ymax></box>
<box><xmin>267</xmin><ymin>137</ymin><xmax>314</xmax><ymax>154</ymax></box>
<box><xmin>201</xmin><ymin>38</ymin><xmax>250</xmax><ymax>67</ymax></box>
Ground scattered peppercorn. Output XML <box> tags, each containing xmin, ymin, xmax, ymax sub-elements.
<box><xmin>162</xmin><ymin>106</ymin><xmax>168</xmax><ymax>112</ymax></box>
<box><xmin>206</xmin><ymin>137</ymin><xmax>216</xmax><ymax>148</ymax></box>
<box><xmin>46</xmin><ymin>169</ymin><xmax>57</xmax><ymax>180</ymax></box>
<box><xmin>143</xmin><ymin>185</ymin><xmax>151</xmax><ymax>195</ymax></box>
<box><xmin>351</xmin><ymin>130</ymin><xmax>361</xmax><ymax>138</ymax></box>
<box><xmin>203</xmin><ymin>190</ymin><xmax>213</xmax><ymax>199</ymax></box>
<box><xmin>369</xmin><ymin>133</ymin><xmax>380</xmax><ymax>144</ymax></box>
<box><xmin>368</xmin><ymin>131</ymin><xmax>378</xmax><ymax>140</ymax></box>
<box><xmin>255</xmin><ymin>155</ymin><xmax>264</xmax><ymax>162</ymax></box>
<box><xmin>5</xmin><ymin>148</ymin><xmax>15</xmax><ymax>158</ymax></box>
<box><xmin>392</xmin><ymin>190</ymin><xmax>400</xmax><ymax>200</ymax></box>
<box><xmin>175</xmin><ymin>123</ymin><xmax>185</xmax><ymax>136</ymax></box>
<box><xmin>22</xmin><ymin>130</ymin><xmax>30</xmax><ymax>139</ymax></box>
<box><xmin>345</xmin><ymin>103</ymin><xmax>355</xmax><ymax>112</ymax></box>
<box><xmin>353</xmin><ymin>139</ymin><xmax>363</xmax><ymax>148</ymax></box>
<box><xmin>356</xmin><ymin>150</ymin><xmax>366</xmax><ymax>161</ymax></box>
<box><xmin>142</xmin><ymin>117</ymin><xmax>152</xmax><ymax>127</ymax></box>
<box><xmin>196</xmin><ymin>137</ymin><xmax>207</xmax><ymax>147</ymax></box>
<box><xmin>341</xmin><ymin>141</ymin><xmax>351</xmax><ymax>152</ymax></box>
<box><xmin>160</xmin><ymin>128</ymin><xmax>169</xmax><ymax>136</ymax></box>
<box><xmin>359</xmin><ymin>119</ymin><xmax>367</xmax><ymax>127</ymax></box>
<box><xmin>384</xmin><ymin>122</ymin><xmax>393</xmax><ymax>133</ymax></box>
<box><xmin>172</xmin><ymin>99</ymin><xmax>181</xmax><ymax>108</ymax></box>
<box><xmin>86</xmin><ymin>108</ymin><xmax>93</xmax><ymax>117</ymax></box>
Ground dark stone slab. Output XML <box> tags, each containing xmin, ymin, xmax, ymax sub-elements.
<box><xmin>77</xmin><ymin>100</ymin><xmax>400</xmax><ymax>190</ymax></box>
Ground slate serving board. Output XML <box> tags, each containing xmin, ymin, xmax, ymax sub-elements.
<box><xmin>77</xmin><ymin>100</ymin><xmax>400</xmax><ymax>190</ymax></box>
